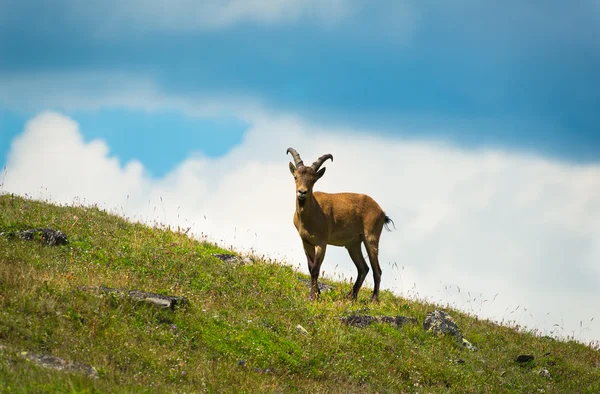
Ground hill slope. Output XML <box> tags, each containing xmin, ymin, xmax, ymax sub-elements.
<box><xmin>1</xmin><ymin>194</ymin><xmax>598</xmax><ymax>393</ymax></box>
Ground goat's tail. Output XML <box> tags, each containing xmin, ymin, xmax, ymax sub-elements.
<box><xmin>383</xmin><ymin>214</ymin><xmax>396</xmax><ymax>232</ymax></box>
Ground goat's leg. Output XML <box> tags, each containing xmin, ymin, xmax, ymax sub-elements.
<box><xmin>346</xmin><ymin>241</ymin><xmax>369</xmax><ymax>301</ymax></box>
<box><xmin>308</xmin><ymin>243</ymin><xmax>327</xmax><ymax>301</ymax></box>
<box><xmin>363</xmin><ymin>236</ymin><xmax>382</xmax><ymax>303</ymax></box>
<box><xmin>302</xmin><ymin>240</ymin><xmax>318</xmax><ymax>300</ymax></box>
<box><xmin>302</xmin><ymin>240</ymin><xmax>316</xmax><ymax>273</ymax></box>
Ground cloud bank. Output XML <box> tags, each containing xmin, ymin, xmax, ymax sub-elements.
<box><xmin>3</xmin><ymin>111</ymin><xmax>600</xmax><ymax>343</ymax></box>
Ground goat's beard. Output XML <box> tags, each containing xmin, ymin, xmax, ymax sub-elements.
<box><xmin>297</xmin><ymin>197</ymin><xmax>306</xmax><ymax>207</ymax></box>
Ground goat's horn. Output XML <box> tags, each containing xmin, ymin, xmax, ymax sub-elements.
<box><xmin>287</xmin><ymin>148</ymin><xmax>305</xmax><ymax>167</ymax></box>
<box><xmin>311</xmin><ymin>153</ymin><xmax>333</xmax><ymax>171</ymax></box>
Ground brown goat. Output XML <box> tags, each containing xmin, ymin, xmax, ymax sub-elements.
<box><xmin>287</xmin><ymin>148</ymin><xmax>394</xmax><ymax>302</ymax></box>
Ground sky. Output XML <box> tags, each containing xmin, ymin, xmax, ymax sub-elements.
<box><xmin>1</xmin><ymin>1</ymin><xmax>599</xmax><ymax>343</ymax></box>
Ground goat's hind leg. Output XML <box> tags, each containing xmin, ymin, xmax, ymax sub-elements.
<box><xmin>346</xmin><ymin>241</ymin><xmax>369</xmax><ymax>301</ymax></box>
<box><xmin>363</xmin><ymin>236</ymin><xmax>382</xmax><ymax>303</ymax></box>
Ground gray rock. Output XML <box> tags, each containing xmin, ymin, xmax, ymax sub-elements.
<box><xmin>212</xmin><ymin>253</ymin><xmax>254</xmax><ymax>265</ymax></box>
<box><xmin>2</xmin><ymin>228</ymin><xmax>67</xmax><ymax>245</ymax></box>
<box><xmin>537</xmin><ymin>367</ymin><xmax>551</xmax><ymax>378</ymax></box>
<box><xmin>462</xmin><ymin>338</ymin><xmax>478</xmax><ymax>352</ymax></box>
<box><xmin>298</xmin><ymin>278</ymin><xmax>334</xmax><ymax>292</ymax></box>
<box><xmin>341</xmin><ymin>315</ymin><xmax>418</xmax><ymax>329</ymax></box>
<box><xmin>20</xmin><ymin>351</ymin><xmax>98</xmax><ymax>379</ymax></box>
<box><xmin>424</xmin><ymin>310</ymin><xmax>478</xmax><ymax>351</ymax></box>
<box><xmin>86</xmin><ymin>286</ymin><xmax>188</xmax><ymax>310</ymax></box>
<box><xmin>423</xmin><ymin>310</ymin><xmax>462</xmax><ymax>341</ymax></box>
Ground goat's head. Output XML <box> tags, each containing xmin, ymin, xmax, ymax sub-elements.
<box><xmin>287</xmin><ymin>148</ymin><xmax>333</xmax><ymax>205</ymax></box>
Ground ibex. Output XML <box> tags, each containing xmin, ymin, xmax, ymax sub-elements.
<box><xmin>287</xmin><ymin>148</ymin><xmax>394</xmax><ymax>302</ymax></box>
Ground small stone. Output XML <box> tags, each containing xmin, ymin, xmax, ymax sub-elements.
<box><xmin>462</xmin><ymin>338</ymin><xmax>478</xmax><ymax>352</ymax></box>
<box><xmin>212</xmin><ymin>254</ymin><xmax>253</xmax><ymax>265</ymax></box>
<box><xmin>379</xmin><ymin>316</ymin><xmax>419</xmax><ymax>328</ymax></box>
<box><xmin>213</xmin><ymin>253</ymin><xmax>237</xmax><ymax>263</ymax></box>
<box><xmin>19</xmin><ymin>351</ymin><xmax>98</xmax><ymax>378</ymax></box>
<box><xmin>537</xmin><ymin>367</ymin><xmax>551</xmax><ymax>378</ymax></box>
<box><xmin>296</xmin><ymin>324</ymin><xmax>309</xmax><ymax>335</ymax></box>
<box><xmin>341</xmin><ymin>315</ymin><xmax>417</xmax><ymax>329</ymax></box>
<box><xmin>86</xmin><ymin>286</ymin><xmax>188</xmax><ymax>310</ymax></box>
<box><xmin>241</xmin><ymin>257</ymin><xmax>254</xmax><ymax>265</ymax></box>
<box><xmin>515</xmin><ymin>354</ymin><xmax>535</xmax><ymax>363</ymax></box>
<box><xmin>341</xmin><ymin>315</ymin><xmax>377</xmax><ymax>328</ymax></box>
<box><xmin>298</xmin><ymin>278</ymin><xmax>334</xmax><ymax>292</ymax></box>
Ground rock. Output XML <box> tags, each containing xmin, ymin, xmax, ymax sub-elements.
<box><xmin>423</xmin><ymin>310</ymin><xmax>478</xmax><ymax>351</ymax></box>
<box><xmin>298</xmin><ymin>278</ymin><xmax>334</xmax><ymax>292</ymax></box>
<box><xmin>341</xmin><ymin>315</ymin><xmax>378</xmax><ymax>328</ymax></box>
<box><xmin>341</xmin><ymin>315</ymin><xmax>418</xmax><ymax>329</ymax></box>
<box><xmin>86</xmin><ymin>286</ymin><xmax>188</xmax><ymax>310</ymax></box>
<box><xmin>537</xmin><ymin>367</ymin><xmax>551</xmax><ymax>378</ymax></box>
<box><xmin>462</xmin><ymin>338</ymin><xmax>478</xmax><ymax>352</ymax></box>
<box><xmin>515</xmin><ymin>354</ymin><xmax>535</xmax><ymax>363</ymax></box>
<box><xmin>20</xmin><ymin>351</ymin><xmax>98</xmax><ymax>379</ymax></box>
<box><xmin>3</xmin><ymin>228</ymin><xmax>67</xmax><ymax>246</ymax></box>
<box><xmin>126</xmin><ymin>290</ymin><xmax>187</xmax><ymax>309</ymax></box>
<box><xmin>212</xmin><ymin>254</ymin><xmax>254</xmax><ymax>265</ymax></box>
<box><xmin>295</xmin><ymin>324</ymin><xmax>309</xmax><ymax>335</ymax></box>
<box><xmin>423</xmin><ymin>310</ymin><xmax>462</xmax><ymax>341</ymax></box>
<box><xmin>379</xmin><ymin>316</ymin><xmax>419</xmax><ymax>328</ymax></box>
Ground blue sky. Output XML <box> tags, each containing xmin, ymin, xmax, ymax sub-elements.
<box><xmin>1</xmin><ymin>1</ymin><xmax>600</xmax><ymax>342</ymax></box>
<box><xmin>1</xmin><ymin>0</ymin><xmax>599</xmax><ymax>175</ymax></box>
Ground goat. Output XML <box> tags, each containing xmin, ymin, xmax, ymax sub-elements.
<box><xmin>287</xmin><ymin>148</ymin><xmax>394</xmax><ymax>302</ymax></box>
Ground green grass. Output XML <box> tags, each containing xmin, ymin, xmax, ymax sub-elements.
<box><xmin>1</xmin><ymin>193</ymin><xmax>599</xmax><ymax>393</ymax></box>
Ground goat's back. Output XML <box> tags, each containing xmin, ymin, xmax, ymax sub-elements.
<box><xmin>314</xmin><ymin>191</ymin><xmax>386</xmax><ymax>246</ymax></box>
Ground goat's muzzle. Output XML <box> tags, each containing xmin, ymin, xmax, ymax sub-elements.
<box><xmin>297</xmin><ymin>190</ymin><xmax>307</xmax><ymax>202</ymax></box>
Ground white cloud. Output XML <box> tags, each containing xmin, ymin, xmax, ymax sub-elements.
<box><xmin>4</xmin><ymin>110</ymin><xmax>600</xmax><ymax>344</ymax></box>
<box><xmin>64</xmin><ymin>0</ymin><xmax>355</xmax><ymax>33</ymax></box>
<box><xmin>0</xmin><ymin>71</ymin><xmax>268</xmax><ymax>125</ymax></box>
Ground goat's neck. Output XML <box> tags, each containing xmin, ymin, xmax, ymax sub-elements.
<box><xmin>296</xmin><ymin>194</ymin><xmax>318</xmax><ymax>219</ymax></box>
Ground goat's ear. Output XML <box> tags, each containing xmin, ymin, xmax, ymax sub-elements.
<box><xmin>316</xmin><ymin>167</ymin><xmax>326</xmax><ymax>180</ymax></box>
<box><xmin>289</xmin><ymin>162</ymin><xmax>296</xmax><ymax>175</ymax></box>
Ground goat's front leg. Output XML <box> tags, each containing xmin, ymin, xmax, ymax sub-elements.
<box><xmin>302</xmin><ymin>240</ymin><xmax>316</xmax><ymax>298</ymax></box>
<box><xmin>302</xmin><ymin>240</ymin><xmax>317</xmax><ymax>300</ymax></box>
<box><xmin>309</xmin><ymin>243</ymin><xmax>327</xmax><ymax>301</ymax></box>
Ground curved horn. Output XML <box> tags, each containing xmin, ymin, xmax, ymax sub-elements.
<box><xmin>311</xmin><ymin>153</ymin><xmax>333</xmax><ymax>171</ymax></box>
<box><xmin>287</xmin><ymin>147</ymin><xmax>304</xmax><ymax>167</ymax></box>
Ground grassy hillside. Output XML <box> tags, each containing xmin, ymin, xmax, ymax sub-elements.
<box><xmin>1</xmin><ymin>194</ymin><xmax>598</xmax><ymax>393</ymax></box>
